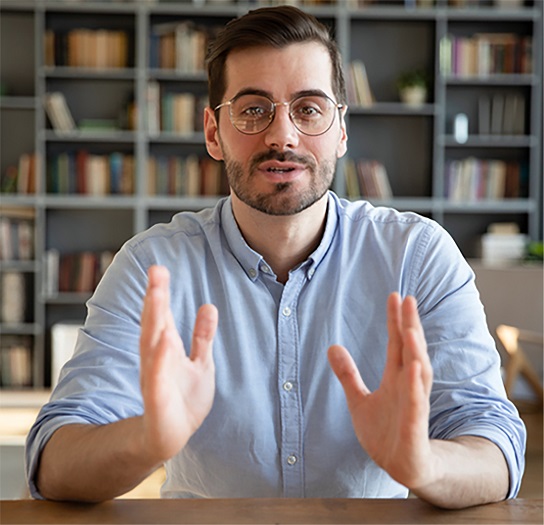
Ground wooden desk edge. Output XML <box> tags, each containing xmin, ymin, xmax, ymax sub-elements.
<box><xmin>1</xmin><ymin>497</ymin><xmax>542</xmax><ymax>525</ymax></box>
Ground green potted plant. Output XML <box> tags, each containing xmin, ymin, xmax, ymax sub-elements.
<box><xmin>396</xmin><ymin>69</ymin><xmax>429</xmax><ymax>107</ymax></box>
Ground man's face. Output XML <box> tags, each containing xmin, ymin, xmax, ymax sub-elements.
<box><xmin>205</xmin><ymin>42</ymin><xmax>347</xmax><ymax>216</ymax></box>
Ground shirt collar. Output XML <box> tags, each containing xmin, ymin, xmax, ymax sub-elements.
<box><xmin>220</xmin><ymin>192</ymin><xmax>339</xmax><ymax>282</ymax></box>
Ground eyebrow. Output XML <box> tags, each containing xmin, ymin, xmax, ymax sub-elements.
<box><xmin>232</xmin><ymin>87</ymin><xmax>332</xmax><ymax>101</ymax></box>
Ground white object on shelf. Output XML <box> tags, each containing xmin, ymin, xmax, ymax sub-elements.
<box><xmin>481</xmin><ymin>233</ymin><xmax>528</xmax><ymax>265</ymax></box>
<box><xmin>51</xmin><ymin>322</ymin><xmax>82</xmax><ymax>388</ymax></box>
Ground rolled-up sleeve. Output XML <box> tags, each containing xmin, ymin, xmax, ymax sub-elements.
<box><xmin>409</xmin><ymin>223</ymin><xmax>526</xmax><ymax>498</ymax></box>
<box><xmin>25</xmin><ymin>243</ymin><xmax>149</xmax><ymax>499</ymax></box>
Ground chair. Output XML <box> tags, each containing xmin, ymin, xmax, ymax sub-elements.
<box><xmin>496</xmin><ymin>324</ymin><xmax>544</xmax><ymax>408</ymax></box>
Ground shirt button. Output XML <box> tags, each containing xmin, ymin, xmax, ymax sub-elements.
<box><xmin>260</xmin><ymin>264</ymin><xmax>270</xmax><ymax>273</ymax></box>
<box><xmin>287</xmin><ymin>455</ymin><xmax>297</xmax><ymax>466</ymax></box>
<box><xmin>248</xmin><ymin>268</ymin><xmax>257</xmax><ymax>278</ymax></box>
<box><xmin>282</xmin><ymin>306</ymin><xmax>292</xmax><ymax>317</ymax></box>
<box><xmin>308</xmin><ymin>268</ymin><xmax>315</xmax><ymax>278</ymax></box>
<box><xmin>283</xmin><ymin>381</ymin><xmax>293</xmax><ymax>392</ymax></box>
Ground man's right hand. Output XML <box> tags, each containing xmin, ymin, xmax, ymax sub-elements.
<box><xmin>36</xmin><ymin>265</ymin><xmax>218</xmax><ymax>502</ymax></box>
<box><xmin>139</xmin><ymin>265</ymin><xmax>218</xmax><ymax>464</ymax></box>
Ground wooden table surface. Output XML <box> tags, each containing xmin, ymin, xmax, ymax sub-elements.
<box><xmin>1</xmin><ymin>498</ymin><xmax>542</xmax><ymax>524</ymax></box>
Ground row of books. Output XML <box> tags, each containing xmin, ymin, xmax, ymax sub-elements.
<box><xmin>440</xmin><ymin>33</ymin><xmax>533</xmax><ymax>77</ymax></box>
<box><xmin>149</xmin><ymin>20</ymin><xmax>216</xmax><ymax>72</ymax></box>
<box><xmin>346</xmin><ymin>61</ymin><xmax>375</xmax><ymax>108</ymax></box>
<box><xmin>0</xmin><ymin>208</ymin><xmax>35</xmax><ymax>261</ymax></box>
<box><xmin>1</xmin><ymin>152</ymin><xmax>41</xmax><ymax>195</ymax></box>
<box><xmin>444</xmin><ymin>157</ymin><xmax>527</xmax><ymax>201</ymax></box>
<box><xmin>148</xmin><ymin>155</ymin><xmax>227</xmax><ymax>197</ymax></box>
<box><xmin>478</xmin><ymin>93</ymin><xmax>525</xmax><ymax>136</ymax></box>
<box><xmin>146</xmin><ymin>82</ymin><xmax>207</xmax><ymax>135</ymax></box>
<box><xmin>47</xmin><ymin>151</ymin><xmax>135</xmax><ymax>195</ymax></box>
<box><xmin>344</xmin><ymin>158</ymin><xmax>393</xmax><ymax>200</ymax></box>
<box><xmin>0</xmin><ymin>336</ymin><xmax>32</xmax><ymax>388</ymax></box>
<box><xmin>44</xmin><ymin>29</ymin><xmax>130</xmax><ymax>69</ymax></box>
<box><xmin>44</xmin><ymin>249</ymin><xmax>115</xmax><ymax>296</ymax></box>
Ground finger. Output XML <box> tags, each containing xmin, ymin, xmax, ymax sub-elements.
<box><xmin>386</xmin><ymin>292</ymin><xmax>403</xmax><ymax>369</ymax></box>
<box><xmin>328</xmin><ymin>345</ymin><xmax>370</xmax><ymax>409</ymax></box>
<box><xmin>190</xmin><ymin>304</ymin><xmax>218</xmax><ymax>362</ymax></box>
<box><xmin>406</xmin><ymin>360</ymin><xmax>431</xmax><ymax>428</ymax></box>
<box><xmin>140</xmin><ymin>266</ymin><xmax>170</xmax><ymax>362</ymax></box>
<box><xmin>400</xmin><ymin>295</ymin><xmax>433</xmax><ymax>398</ymax></box>
<box><xmin>404</xmin><ymin>327</ymin><xmax>433</xmax><ymax>396</ymax></box>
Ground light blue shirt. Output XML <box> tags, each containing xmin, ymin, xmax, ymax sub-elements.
<box><xmin>26</xmin><ymin>192</ymin><xmax>525</xmax><ymax>499</ymax></box>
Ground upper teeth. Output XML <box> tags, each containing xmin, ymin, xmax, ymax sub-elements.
<box><xmin>269</xmin><ymin>167</ymin><xmax>292</xmax><ymax>173</ymax></box>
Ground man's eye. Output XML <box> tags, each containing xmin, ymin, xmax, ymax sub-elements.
<box><xmin>294</xmin><ymin>105</ymin><xmax>322</xmax><ymax>119</ymax></box>
<box><xmin>241</xmin><ymin>106</ymin><xmax>268</xmax><ymax>118</ymax></box>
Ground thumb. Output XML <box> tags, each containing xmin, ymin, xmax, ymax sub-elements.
<box><xmin>328</xmin><ymin>345</ymin><xmax>370</xmax><ymax>408</ymax></box>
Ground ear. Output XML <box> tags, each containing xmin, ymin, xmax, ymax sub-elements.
<box><xmin>204</xmin><ymin>106</ymin><xmax>224</xmax><ymax>161</ymax></box>
<box><xmin>336</xmin><ymin>107</ymin><xmax>348</xmax><ymax>159</ymax></box>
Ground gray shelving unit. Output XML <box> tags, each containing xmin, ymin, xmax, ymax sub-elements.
<box><xmin>0</xmin><ymin>0</ymin><xmax>542</xmax><ymax>389</ymax></box>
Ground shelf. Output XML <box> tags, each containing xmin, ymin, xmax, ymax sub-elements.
<box><xmin>349</xmin><ymin>102</ymin><xmax>436</xmax><ymax>116</ymax></box>
<box><xmin>0</xmin><ymin>323</ymin><xmax>41</xmax><ymax>336</ymax></box>
<box><xmin>441</xmin><ymin>135</ymin><xmax>536</xmax><ymax>148</ymax></box>
<box><xmin>44</xmin><ymin>292</ymin><xmax>92</xmax><ymax>305</ymax></box>
<box><xmin>0</xmin><ymin>0</ymin><xmax>541</xmax><ymax>390</ymax></box>
<box><xmin>41</xmin><ymin>66</ymin><xmax>136</xmax><ymax>80</ymax></box>
<box><xmin>43</xmin><ymin>130</ymin><xmax>137</xmax><ymax>143</ymax></box>
<box><xmin>442</xmin><ymin>199</ymin><xmax>535</xmax><ymax>213</ymax></box>
<box><xmin>443</xmin><ymin>6</ymin><xmax>540</xmax><ymax>21</ymax></box>
<box><xmin>145</xmin><ymin>195</ymin><xmax>223</xmax><ymax>210</ymax></box>
<box><xmin>0</xmin><ymin>97</ymin><xmax>37</xmax><ymax>110</ymax></box>
<box><xmin>148</xmin><ymin>69</ymin><xmax>207</xmax><ymax>82</ymax></box>
<box><xmin>0</xmin><ymin>261</ymin><xmax>38</xmax><ymax>272</ymax></box>
<box><xmin>443</xmin><ymin>74</ymin><xmax>538</xmax><ymax>86</ymax></box>
<box><xmin>42</xmin><ymin>195</ymin><xmax>138</xmax><ymax>208</ymax></box>
<box><xmin>148</xmin><ymin>132</ymin><xmax>206</xmax><ymax>144</ymax></box>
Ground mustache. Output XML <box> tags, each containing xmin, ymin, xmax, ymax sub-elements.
<box><xmin>249</xmin><ymin>150</ymin><xmax>316</xmax><ymax>171</ymax></box>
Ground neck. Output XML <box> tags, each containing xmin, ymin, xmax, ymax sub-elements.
<box><xmin>231</xmin><ymin>193</ymin><xmax>329</xmax><ymax>284</ymax></box>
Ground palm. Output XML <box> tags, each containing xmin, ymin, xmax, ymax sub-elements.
<box><xmin>139</xmin><ymin>266</ymin><xmax>217</xmax><ymax>464</ymax></box>
<box><xmin>328</xmin><ymin>293</ymin><xmax>433</xmax><ymax>489</ymax></box>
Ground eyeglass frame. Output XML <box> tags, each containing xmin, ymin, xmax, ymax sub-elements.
<box><xmin>213</xmin><ymin>90</ymin><xmax>345</xmax><ymax>137</ymax></box>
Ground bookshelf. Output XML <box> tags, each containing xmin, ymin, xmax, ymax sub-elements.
<box><xmin>0</xmin><ymin>0</ymin><xmax>542</xmax><ymax>390</ymax></box>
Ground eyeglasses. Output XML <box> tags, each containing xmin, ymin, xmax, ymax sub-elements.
<box><xmin>214</xmin><ymin>92</ymin><xmax>344</xmax><ymax>136</ymax></box>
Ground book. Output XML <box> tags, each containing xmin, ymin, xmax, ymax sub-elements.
<box><xmin>490</xmin><ymin>94</ymin><xmax>505</xmax><ymax>135</ymax></box>
<box><xmin>44</xmin><ymin>249</ymin><xmax>60</xmax><ymax>297</ymax></box>
<box><xmin>0</xmin><ymin>207</ymin><xmax>35</xmax><ymax>261</ymax></box>
<box><xmin>354</xmin><ymin>159</ymin><xmax>392</xmax><ymax>199</ymax></box>
<box><xmin>44</xmin><ymin>92</ymin><xmax>76</xmax><ymax>133</ymax></box>
<box><xmin>146</xmin><ymin>81</ymin><xmax>161</xmax><ymax>135</ymax></box>
<box><xmin>0</xmin><ymin>271</ymin><xmax>26</xmax><ymax>324</ymax></box>
<box><xmin>0</xmin><ymin>335</ymin><xmax>32</xmax><ymax>387</ymax></box>
<box><xmin>478</xmin><ymin>95</ymin><xmax>491</xmax><ymax>135</ymax></box>
<box><xmin>349</xmin><ymin>61</ymin><xmax>375</xmax><ymax>107</ymax></box>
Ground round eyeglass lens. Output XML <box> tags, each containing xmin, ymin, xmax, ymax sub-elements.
<box><xmin>289</xmin><ymin>95</ymin><xmax>336</xmax><ymax>135</ymax></box>
<box><xmin>230</xmin><ymin>95</ymin><xmax>274</xmax><ymax>134</ymax></box>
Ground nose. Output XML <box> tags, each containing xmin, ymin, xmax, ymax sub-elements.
<box><xmin>263</xmin><ymin>102</ymin><xmax>300</xmax><ymax>151</ymax></box>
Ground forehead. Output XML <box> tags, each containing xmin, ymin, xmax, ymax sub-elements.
<box><xmin>224</xmin><ymin>42</ymin><xmax>334</xmax><ymax>99</ymax></box>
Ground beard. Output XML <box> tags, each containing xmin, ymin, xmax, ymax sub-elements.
<box><xmin>224</xmin><ymin>149</ymin><xmax>336</xmax><ymax>216</ymax></box>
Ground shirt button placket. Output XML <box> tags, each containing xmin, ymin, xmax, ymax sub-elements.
<box><xmin>277</xmin><ymin>283</ymin><xmax>303</xmax><ymax>497</ymax></box>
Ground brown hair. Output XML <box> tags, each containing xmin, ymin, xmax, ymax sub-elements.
<box><xmin>206</xmin><ymin>5</ymin><xmax>346</xmax><ymax>112</ymax></box>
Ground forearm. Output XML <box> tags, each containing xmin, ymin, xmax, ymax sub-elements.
<box><xmin>411</xmin><ymin>436</ymin><xmax>509</xmax><ymax>509</ymax></box>
<box><xmin>36</xmin><ymin>417</ymin><xmax>161</xmax><ymax>502</ymax></box>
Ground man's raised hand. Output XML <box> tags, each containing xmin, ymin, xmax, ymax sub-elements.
<box><xmin>328</xmin><ymin>292</ymin><xmax>435</xmax><ymax>491</ymax></box>
<box><xmin>139</xmin><ymin>265</ymin><xmax>218</xmax><ymax>465</ymax></box>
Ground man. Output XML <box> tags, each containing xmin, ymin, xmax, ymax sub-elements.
<box><xmin>26</xmin><ymin>6</ymin><xmax>525</xmax><ymax>508</ymax></box>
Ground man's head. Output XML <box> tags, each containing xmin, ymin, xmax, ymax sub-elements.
<box><xmin>204</xmin><ymin>6</ymin><xmax>348</xmax><ymax>217</ymax></box>
<box><xmin>206</xmin><ymin>5</ymin><xmax>346</xmax><ymax>113</ymax></box>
